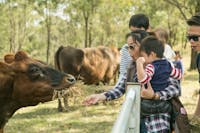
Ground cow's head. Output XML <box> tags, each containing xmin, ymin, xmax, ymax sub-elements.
<box><xmin>0</xmin><ymin>51</ymin><xmax>76</xmax><ymax>131</ymax></box>
<box><xmin>1</xmin><ymin>51</ymin><xmax>76</xmax><ymax>106</ymax></box>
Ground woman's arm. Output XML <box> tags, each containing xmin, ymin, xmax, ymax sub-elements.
<box><xmin>141</xmin><ymin>78</ymin><xmax>181</xmax><ymax>100</ymax></box>
<box><xmin>104</xmin><ymin>73</ymin><xmax>127</xmax><ymax>100</ymax></box>
<box><xmin>83</xmin><ymin>72</ymin><xmax>127</xmax><ymax>105</ymax></box>
<box><xmin>158</xmin><ymin>78</ymin><xmax>181</xmax><ymax>100</ymax></box>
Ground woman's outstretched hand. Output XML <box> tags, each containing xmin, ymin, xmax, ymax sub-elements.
<box><xmin>82</xmin><ymin>93</ymin><xmax>106</xmax><ymax>106</ymax></box>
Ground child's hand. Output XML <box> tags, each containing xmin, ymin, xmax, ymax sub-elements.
<box><xmin>136</xmin><ymin>57</ymin><xmax>145</xmax><ymax>64</ymax></box>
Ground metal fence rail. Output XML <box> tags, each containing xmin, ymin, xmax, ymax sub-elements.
<box><xmin>111</xmin><ymin>82</ymin><xmax>141</xmax><ymax>133</ymax></box>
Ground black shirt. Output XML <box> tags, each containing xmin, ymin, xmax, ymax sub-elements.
<box><xmin>196</xmin><ymin>53</ymin><xmax>200</xmax><ymax>83</ymax></box>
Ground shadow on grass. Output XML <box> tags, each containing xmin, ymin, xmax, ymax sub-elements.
<box><xmin>61</xmin><ymin>121</ymin><xmax>114</xmax><ymax>133</ymax></box>
<box><xmin>12</xmin><ymin>104</ymin><xmax>117</xmax><ymax>120</ymax></box>
<box><xmin>183</xmin><ymin>73</ymin><xmax>198</xmax><ymax>81</ymax></box>
<box><xmin>6</xmin><ymin>119</ymin><xmax>114</xmax><ymax>133</ymax></box>
<box><xmin>12</xmin><ymin>107</ymin><xmax>59</xmax><ymax>119</ymax></box>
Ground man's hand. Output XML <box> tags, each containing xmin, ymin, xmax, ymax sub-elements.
<box><xmin>82</xmin><ymin>93</ymin><xmax>106</xmax><ymax>106</ymax></box>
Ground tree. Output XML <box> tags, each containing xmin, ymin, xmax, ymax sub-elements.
<box><xmin>163</xmin><ymin>0</ymin><xmax>200</xmax><ymax>70</ymax></box>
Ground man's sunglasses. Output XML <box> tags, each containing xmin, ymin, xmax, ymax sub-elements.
<box><xmin>186</xmin><ymin>35</ymin><xmax>200</xmax><ymax>42</ymax></box>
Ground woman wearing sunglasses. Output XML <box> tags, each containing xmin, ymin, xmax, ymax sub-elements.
<box><xmin>83</xmin><ymin>30</ymin><xmax>181</xmax><ymax>132</ymax></box>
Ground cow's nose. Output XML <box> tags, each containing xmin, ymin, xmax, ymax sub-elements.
<box><xmin>68</xmin><ymin>77</ymin><xmax>76</xmax><ymax>83</ymax></box>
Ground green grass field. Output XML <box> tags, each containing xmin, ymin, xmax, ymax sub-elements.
<box><xmin>4</xmin><ymin>47</ymin><xmax>200</xmax><ymax>133</ymax></box>
<box><xmin>4</xmin><ymin>83</ymin><xmax>124</xmax><ymax>133</ymax></box>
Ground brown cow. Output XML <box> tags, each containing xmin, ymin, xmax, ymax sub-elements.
<box><xmin>55</xmin><ymin>45</ymin><xmax>120</xmax><ymax>84</ymax></box>
<box><xmin>0</xmin><ymin>51</ymin><xmax>76</xmax><ymax>133</ymax></box>
<box><xmin>54</xmin><ymin>45</ymin><xmax>120</xmax><ymax>111</ymax></box>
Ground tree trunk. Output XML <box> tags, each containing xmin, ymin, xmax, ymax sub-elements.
<box><xmin>46</xmin><ymin>1</ymin><xmax>51</xmax><ymax>64</ymax></box>
<box><xmin>84</xmin><ymin>17</ymin><xmax>88</xmax><ymax>48</ymax></box>
<box><xmin>18</xmin><ymin>1</ymin><xmax>27</xmax><ymax>51</ymax></box>
<box><xmin>190</xmin><ymin>49</ymin><xmax>197</xmax><ymax>70</ymax></box>
<box><xmin>89</xmin><ymin>27</ymin><xmax>92</xmax><ymax>47</ymax></box>
<box><xmin>83</xmin><ymin>11</ymin><xmax>89</xmax><ymax>48</ymax></box>
<box><xmin>8</xmin><ymin>3</ymin><xmax>16</xmax><ymax>53</ymax></box>
<box><xmin>194</xmin><ymin>95</ymin><xmax>200</xmax><ymax>116</ymax></box>
<box><xmin>46</xmin><ymin>19</ymin><xmax>51</xmax><ymax>64</ymax></box>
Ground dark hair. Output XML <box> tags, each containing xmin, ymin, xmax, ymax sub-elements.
<box><xmin>187</xmin><ymin>12</ymin><xmax>200</xmax><ymax>26</ymax></box>
<box><xmin>126</xmin><ymin>30</ymin><xmax>149</xmax><ymax>43</ymax></box>
<box><xmin>129</xmin><ymin>14</ymin><xmax>149</xmax><ymax>30</ymax></box>
<box><xmin>140</xmin><ymin>36</ymin><xmax>164</xmax><ymax>58</ymax></box>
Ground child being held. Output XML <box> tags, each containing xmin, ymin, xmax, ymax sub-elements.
<box><xmin>136</xmin><ymin>36</ymin><xmax>182</xmax><ymax>92</ymax></box>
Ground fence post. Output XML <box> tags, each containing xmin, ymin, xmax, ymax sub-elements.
<box><xmin>111</xmin><ymin>82</ymin><xmax>141</xmax><ymax>133</ymax></box>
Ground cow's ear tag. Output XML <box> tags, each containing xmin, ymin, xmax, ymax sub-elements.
<box><xmin>15</xmin><ymin>51</ymin><xmax>29</xmax><ymax>61</ymax></box>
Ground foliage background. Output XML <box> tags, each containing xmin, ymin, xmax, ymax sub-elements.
<box><xmin>0</xmin><ymin>0</ymin><xmax>199</xmax><ymax>66</ymax></box>
<box><xmin>1</xmin><ymin>0</ymin><xmax>200</xmax><ymax>132</ymax></box>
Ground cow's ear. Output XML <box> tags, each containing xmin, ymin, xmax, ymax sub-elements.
<box><xmin>15</xmin><ymin>51</ymin><xmax>29</xmax><ymax>61</ymax></box>
<box><xmin>0</xmin><ymin>62</ymin><xmax>14</xmax><ymax>75</ymax></box>
<box><xmin>76</xmin><ymin>49</ymin><xmax>84</xmax><ymax>62</ymax></box>
<box><xmin>4</xmin><ymin>54</ymin><xmax>15</xmax><ymax>64</ymax></box>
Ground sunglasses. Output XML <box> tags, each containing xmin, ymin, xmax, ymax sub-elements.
<box><xmin>128</xmin><ymin>44</ymin><xmax>137</xmax><ymax>50</ymax></box>
<box><xmin>186</xmin><ymin>35</ymin><xmax>200</xmax><ymax>42</ymax></box>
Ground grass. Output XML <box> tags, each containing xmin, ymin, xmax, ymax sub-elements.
<box><xmin>4</xmin><ymin>83</ymin><xmax>124</xmax><ymax>133</ymax></box>
<box><xmin>4</xmin><ymin>46</ymin><xmax>200</xmax><ymax>133</ymax></box>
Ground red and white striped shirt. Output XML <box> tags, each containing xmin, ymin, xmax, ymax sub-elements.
<box><xmin>139</xmin><ymin>63</ymin><xmax>182</xmax><ymax>85</ymax></box>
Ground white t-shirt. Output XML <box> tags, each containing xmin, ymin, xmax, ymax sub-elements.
<box><xmin>164</xmin><ymin>44</ymin><xmax>175</xmax><ymax>61</ymax></box>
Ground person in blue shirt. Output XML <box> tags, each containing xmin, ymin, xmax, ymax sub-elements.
<box><xmin>173</xmin><ymin>50</ymin><xmax>184</xmax><ymax>83</ymax></box>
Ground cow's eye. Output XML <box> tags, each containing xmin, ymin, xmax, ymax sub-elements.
<box><xmin>27</xmin><ymin>64</ymin><xmax>45</xmax><ymax>80</ymax></box>
<box><xmin>30</xmin><ymin>66</ymin><xmax>40</xmax><ymax>73</ymax></box>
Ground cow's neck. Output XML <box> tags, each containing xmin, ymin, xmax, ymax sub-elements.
<box><xmin>0</xmin><ymin>77</ymin><xmax>15</xmax><ymax>130</ymax></box>
<box><xmin>0</xmin><ymin>100</ymin><xmax>20</xmax><ymax>130</ymax></box>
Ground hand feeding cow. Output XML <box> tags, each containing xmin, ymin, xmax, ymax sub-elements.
<box><xmin>0</xmin><ymin>51</ymin><xmax>76</xmax><ymax>133</ymax></box>
<box><xmin>54</xmin><ymin>45</ymin><xmax>120</xmax><ymax>111</ymax></box>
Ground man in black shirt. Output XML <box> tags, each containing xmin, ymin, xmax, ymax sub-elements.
<box><xmin>187</xmin><ymin>12</ymin><xmax>200</xmax><ymax>116</ymax></box>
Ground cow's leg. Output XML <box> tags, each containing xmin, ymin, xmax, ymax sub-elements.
<box><xmin>63</xmin><ymin>96</ymin><xmax>69</xmax><ymax>111</ymax></box>
<box><xmin>57</xmin><ymin>91</ymin><xmax>63</xmax><ymax>112</ymax></box>
<box><xmin>58</xmin><ymin>99</ymin><xmax>63</xmax><ymax>112</ymax></box>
